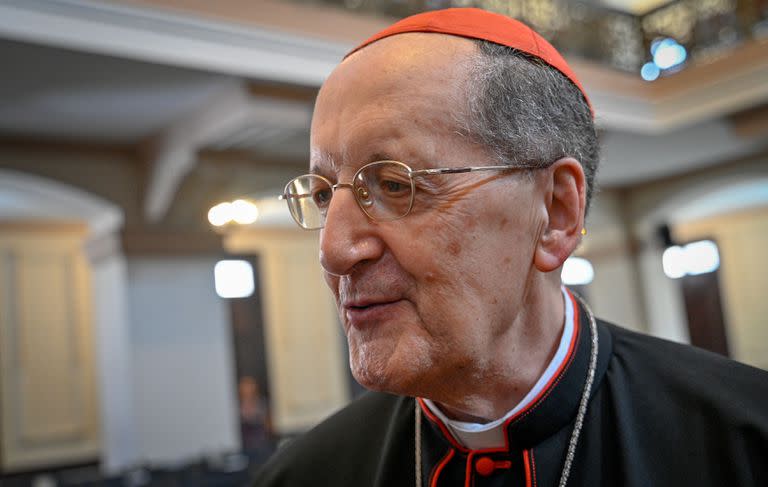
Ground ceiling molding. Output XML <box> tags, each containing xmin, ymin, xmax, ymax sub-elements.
<box><xmin>0</xmin><ymin>168</ymin><xmax>124</xmax><ymax>239</ymax></box>
<box><xmin>121</xmin><ymin>227</ymin><xmax>223</xmax><ymax>255</ymax></box>
<box><xmin>621</xmin><ymin>145</ymin><xmax>768</xmax><ymax>194</ymax></box>
<box><xmin>0</xmin><ymin>136</ymin><xmax>136</xmax><ymax>155</ymax></box>
<box><xmin>116</xmin><ymin>0</ymin><xmax>393</xmax><ymax>45</ymax></box>
<box><xmin>575</xmin><ymin>38</ymin><xmax>768</xmax><ymax>133</ymax></box>
<box><xmin>595</xmin><ymin>0</ymin><xmax>673</xmax><ymax>15</ymax></box>
<box><xmin>1</xmin><ymin>0</ymin><xmax>767</xmax><ymax>135</ymax></box>
<box><xmin>143</xmin><ymin>83</ymin><xmax>256</xmax><ymax>222</ymax></box>
<box><xmin>0</xmin><ymin>0</ymin><xmax>348</xmax><ymax>85</ymax></box>
<box><xmin>247</xmin><ymin>81</ymin><xmax>319</xmax><ymax>104</ymax></box>
<box><xmin>197</xmin><ymin>148</ymin><xmax>306</xmax><ymax>168</ymax></box>
<box><xmin>730</xmin><ymin>103</ymin><xmax>768</xmax><ymax>138</ymax></box>
<box><xmin>142</xmin><ymin>82</ymin><xmax>312</xmax><ymax>222</ymax></box>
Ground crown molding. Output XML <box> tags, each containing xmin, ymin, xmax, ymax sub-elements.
<box><xmin>574</xmin><ymin>37</ymin><xmax>768</xmax><ymax>133</ymax></box>
<box><xmin>1</xmin><ymin>0</ymin><xmax>767</xmax><ymax>134</ymax></box>
<box><xmin>0</xmin><ymin>0</ymin><xmax>348</xmax><ymax>85</ymax></box>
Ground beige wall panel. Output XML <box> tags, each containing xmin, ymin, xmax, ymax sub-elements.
<box><xmin>0</xmin><ymin>229</ymin><xmax>100</xmax><ymax>472</ymax></box>
<box><xmin>676</xmin><ymin>206</ymin><xmax>768</xmax><ymax>370</ymax></box>
<box><xmin>17</xmin><ymin>252</ymin><xmax>83</xmax><ymax>442</ymax></box>
<box><xmin>225</xmin><ymin>229</ymin><xmax>349</xmax><ymax>433</ymax></box>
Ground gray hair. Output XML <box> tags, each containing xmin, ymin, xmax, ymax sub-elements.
<box><xmin>465</xmin><ymin>41</ymin><xmax>599</xmax><ymax>212</ymax></box>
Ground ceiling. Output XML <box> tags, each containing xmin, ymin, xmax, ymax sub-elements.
<box><xmin>0</xmin><ymin>39</ymin><xmax>241</xmax><ymax>143</ymax></box>
<box><xmin>0</xmin><ymin>0</ymin><xmax>766</xmax><ymax>223</ymax></box>
<box><xmin>592</xmin><ymin>0</ymin><xmax>672</xmax><ymax>14</ymax></box>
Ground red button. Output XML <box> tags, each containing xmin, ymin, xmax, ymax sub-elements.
<box><xmin>475</xmin><ymin>457</ymin><xmax>495</xmax><ymax>477</ymax></box>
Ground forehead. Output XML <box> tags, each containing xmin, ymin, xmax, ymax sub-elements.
<box><xmin>310</xmin><ymin>34</ymin><xmax>478</xmax><ymax>172</ymax></box>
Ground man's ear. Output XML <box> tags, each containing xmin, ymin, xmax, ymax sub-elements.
<box><xmin>534</xmin><ymin>157</ymin><xmax>586</xmax><ymax>273</ymax></box>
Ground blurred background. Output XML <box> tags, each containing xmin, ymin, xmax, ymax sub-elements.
<box><xmin>0</xmin><ymin>0</ymin><xmax>766</xmax><ymax>485</ymax></box>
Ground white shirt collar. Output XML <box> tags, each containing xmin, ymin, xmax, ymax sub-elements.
<box><xmin>422</xmin><ymin>286</ymin><xmax>576</xmax><ymax>450</ymax></box>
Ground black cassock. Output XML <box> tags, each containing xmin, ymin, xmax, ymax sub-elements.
<box><xmin>254</xmin><ymin>302</ymin><xmax>768</xmax><ymax>486</ymax></box>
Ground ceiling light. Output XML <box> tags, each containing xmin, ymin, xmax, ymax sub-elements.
<box><xmin>641</xmin><ymin>62</ymin><xmax>660</xmax><ymax>81</ymax></box>
<box><xmin>208</xmin><ymin>199</ymin><xmax>260</xmax><ymax>227</ymax></box>
<box><xmin>230</xmin><ymin>199</ymin><xmax>259</xmax><ymax>225</ymax></box>
<box><xmin>652</xmin><ymin>38</ymin><xmax>687</xmax><ymax>70</ymax></box>
<box><xmin>208</xmin><ymin>202</ymin><xmax>232</xmax><ymax>227</ymax></box>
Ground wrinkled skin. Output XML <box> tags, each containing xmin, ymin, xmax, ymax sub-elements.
<box><xmin>311</xmin><ymin>33</ymin><xmax>585</xmax><ymax>421</ymax></box>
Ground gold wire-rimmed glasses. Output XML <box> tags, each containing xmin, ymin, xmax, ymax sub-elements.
<box><xmin>280</xmin><ymin>160</ymin><xmax>541</xmax><ymax>230</ymax></box>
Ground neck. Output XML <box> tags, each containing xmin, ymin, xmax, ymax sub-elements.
<box><xmin>432</xmin><ymin>282</ymin><xmax>566</xmax><ymax>422</ymax></box>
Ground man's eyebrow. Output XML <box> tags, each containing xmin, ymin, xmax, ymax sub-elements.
<box><xmin>309</xmin><ymin>149</ymin><xmax>337</xmax><ymax>175</ymax></box>
<box><xmin>367</xmin><ymin>152</ymin><xmax>396</xmax><ymax>164</ymax></box>
<box><xmin>309</xmin><ymin>150</ymin><xmax>409</xmax><ymax>176</ymax></box>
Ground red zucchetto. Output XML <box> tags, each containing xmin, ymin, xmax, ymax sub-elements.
<box><xmin>346</xmin><ymin>7</ymin><xmax>592</xmax><ymax>115</ymax></box>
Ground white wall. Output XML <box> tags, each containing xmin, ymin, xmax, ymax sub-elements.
<box><xmin>636</xmin><ymin>246</ymin><xmax>690</xmax><ymax>344</ymax></box>
<box><xmin>579</xmin><ymin>191</ymin><xmax>646</xmax><ymax>332</ymax></box>
<box><xmin>225</xmin><ymin>229</ymin><xmax>350</xmax><ymax>434</ymax></box>
<box><xmin>90</xmin><ymin>237</ymin><xmax>140</xmax><ymax>473</ymax></box>
<box><xmin>126</xmin><ymin>257</ymin><xmax>240</xmax><ymax>465</ymax></box>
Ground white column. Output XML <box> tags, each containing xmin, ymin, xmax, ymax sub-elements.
<box><xmin>637</xmin><ymin>244</ymin><xmax>690</xmax><ymax>344</ymax></box>
<box><xmin>87</xmin><ymin>234</ymin><xmax>140</xmax><ymax>473</ymax></box>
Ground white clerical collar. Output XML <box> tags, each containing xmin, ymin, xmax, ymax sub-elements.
<box><xmin>422</xmin><ymin>286</ymin><xmax>576</xmax><ymax>450</ymax></box>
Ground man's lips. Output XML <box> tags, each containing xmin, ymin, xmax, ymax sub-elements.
<box><xmin>343</xmin><ymin>299</ymin><xmax>404</xmax><ymax>327</ymax></box>
<box><xmin>343</xmin><ymin>297</ymin><xmax>399</xmax><ymax>308</ymax></box>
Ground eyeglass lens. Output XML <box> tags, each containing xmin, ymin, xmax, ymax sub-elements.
<box><xmin>284</xmin><ymin>161</ymin><xmax>415</xmax><ymax>229</ymax></box>
<box><xmin>285</xmin><ymin>176</ymin><xmax>326</xmax><ymax>230</ymax></box>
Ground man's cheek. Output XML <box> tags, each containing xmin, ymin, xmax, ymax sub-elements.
<box><xmin>323</xmin><ymin>273</ymin><xmax>340</xmax><ymax>293</ymax></box>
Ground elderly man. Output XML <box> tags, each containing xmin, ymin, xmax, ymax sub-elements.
<box><xmin>255</xmin><ymin>8</ymin><xmax>768</xmax><ymax>487</ymax></box>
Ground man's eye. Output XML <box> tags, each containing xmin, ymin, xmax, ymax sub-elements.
<box><xmin>312</xmin><ymin>188</ymin><xmax>333</xmax><ymax>207</ymax></box>
<box><xmin>380</xmin><ymin>180</ymin><xmax>409</xmax><ymax>195</ymax></box>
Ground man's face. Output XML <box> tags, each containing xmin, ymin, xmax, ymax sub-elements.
<box><xmin>311</xmin><ymin>34</ymin><xmax>547</xmax><ymax>398</ymax></box>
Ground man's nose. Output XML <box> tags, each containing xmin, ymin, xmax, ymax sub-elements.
<box><xmin>319</xmin><ymin>186</ymin><xmax>384</xmax><ymax>276</ymax></box>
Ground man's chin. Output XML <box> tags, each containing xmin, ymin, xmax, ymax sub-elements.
<box><xmin>351</xmin><ymin>366</ymin><xmax>394</xmax><ymax>393</ymax></box>
<box><xmin>351</xmin><ymin>361</ymin><xmax>424</xmax><ymax>397</ymax></box>
<box><xmin>348</xmin><ymin>337</ymin><xmax>433</xmax><ymax>395</ymax></box>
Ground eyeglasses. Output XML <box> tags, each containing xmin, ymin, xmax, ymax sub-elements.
<box><xmin>280</xmin><ymin>160</ymin><xmax>540</xmax><ymax>230</ymax></box>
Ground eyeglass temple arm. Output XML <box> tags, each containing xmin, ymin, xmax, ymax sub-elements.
<box><xmin>410</xmin><ymin>164</ymin><xmax>540</xmax><ymax>177</ymax></box>
<box><xmin>279</xmin><ymin>180</ymin><xmax>355</xmax><ymax>200</ymax></box>
<box><xmin>278</xmin><ymin>193</ymin><xmax>311</xmax><ymax>200</ymax></box>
